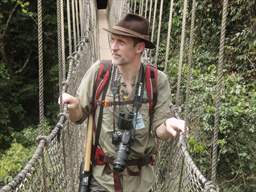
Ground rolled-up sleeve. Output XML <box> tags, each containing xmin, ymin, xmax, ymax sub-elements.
<box><xmin>76</xmin><ymin>61</ymin><xmax>100</xmax><ymax>114</ymax></box>
<box><xmin>152</xmin><ymin>70</ymin><xmax>172</xmax><ymax>132</ymax></box>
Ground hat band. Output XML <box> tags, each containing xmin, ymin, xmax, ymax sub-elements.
<box><xmin>112</xmin><ymin>26</ymin><xmax>150</xmax><ymax>41</ymax></box>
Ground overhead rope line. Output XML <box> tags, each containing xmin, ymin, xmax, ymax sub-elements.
<box><xmin>175</xmin><ymin>0</ymin><xmax>188</xmax><ymax>106</ymax></box>
<box><xmin>164</xmin><ymin>0</ymin><xmax>174</xmax><ymax>72</ymax></box>
<box><xmin>37</xmin><ymin>0</ymin><xmax>44</xmax><ymax>130</ymax></box>
<box><xmin>144</xmin><ymin>0</ymin><xmax>148</xmax><ymax>18</ymax></box>
<box><xmin>184</xmin><ymin>0</ymin><xmax>196</xmax><ymax>136</ymax></box>
<box><xmin>67</xmin><ymin>0</ymin><xmax>72</xmax><ymax>55</ymax></box>
<box><xmin>211</xmin><ymin>0</ymin><xmax>229</xmax><ymax>184</ymax></box>
<box><xmin>37</xmin><ymin>1</ymin><xmax>47</xmax><ymax>191</ymax></box>
<box><xmin>150</xmin><ymin>0</ymin><xmax>158</xmax><ymax>43</ymax></box>
<box><xmin>71</xmin><ymin>0</ymin><xmax>77</xmax><ymax>50</ymax></box>
<box><xmin>148</xmin><ymin>0</ymin><xmax>153</xmax><ymax>23</ymax></box>
<box><xmin>154</xmin><ymin>0</ymin><xmax>164</xmax><ymax>64</ymax></box>
<box><xmin>75</xmin><ymin>0</ymin><xmax>80</xmax><ymax>43</ymax></box>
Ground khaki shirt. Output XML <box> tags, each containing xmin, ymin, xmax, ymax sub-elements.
<box><xmin>77</xmin><ymin>60</ymin><xmax>171</xmax><ymax>192</ymax></box>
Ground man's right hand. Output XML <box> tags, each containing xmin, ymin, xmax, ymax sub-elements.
<box><xmin>58</xmin><ymin>93</ymin><xmax>84</xmax><ymax>122</ymax></box>
<box><xmin>59</xmin><ymin>93</ymin><xmax>80</xmax><ymax>109</ymax></box>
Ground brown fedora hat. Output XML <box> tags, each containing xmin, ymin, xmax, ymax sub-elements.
<box><xmin>103</xmin><ymin>14</ymin><xmax>155</xmax><ymax>49</ymax></box>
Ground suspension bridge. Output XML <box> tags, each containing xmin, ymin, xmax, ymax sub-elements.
<box><xmin>0</xmin><ymin>0</ymin><xmax>229</xmax><ymax>191</ymax></box>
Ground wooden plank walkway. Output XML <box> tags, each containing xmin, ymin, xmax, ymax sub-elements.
<box><xmin>97</xmin><ymin>9</ymin><xmax>112</xmax><ymax>60</ymax></box>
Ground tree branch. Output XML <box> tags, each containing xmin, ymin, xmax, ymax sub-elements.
<box><xmin>2</xmin><ymin>4</ymin><xmax>18</xmax><ymax>39</ymax></box>
<box><xmin>15</xmin><ymin>50</ymin><xmax>32</xmax><ymax>74</ymax></box>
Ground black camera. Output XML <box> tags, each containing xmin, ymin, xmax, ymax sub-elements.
<box><xmin>112</xmin><ymin>130</ymin><xmax>122</xmax><ymax>145</ymax></box>
<box><xmin>112</xmin><ymin>112</ymin><xmax>134</xmax><ymax>172</ymax></box>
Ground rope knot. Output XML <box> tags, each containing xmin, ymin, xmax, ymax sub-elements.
<box><xmin>58</xmin><ymin>112</ymin><xmax>68</xmax><ymax>121</ymax></box>
<box><xmin>56</xmin><ymin>122</ymin><xmax>64</xmax><ymax>130</ymax></box>
<box><xmin>36</xmin><ymin>135</ymin><xmax>49</xmax><ymax>145</ymax></box>
<box><xmin>204</xmin><ymin>181</ymin><xmax>219</xmax><ymax>192</ymax></box>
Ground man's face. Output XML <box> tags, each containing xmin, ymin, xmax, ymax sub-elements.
<box><xmin>110</xmin><ymin>34</ymin><xmax>144</xmax><ymax>66</ymax></box>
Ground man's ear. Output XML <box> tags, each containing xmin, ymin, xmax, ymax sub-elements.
<box><xmin>136</xmin><ymin>42</ymin><xmax>145</xmax><ymax>54</ymax></box>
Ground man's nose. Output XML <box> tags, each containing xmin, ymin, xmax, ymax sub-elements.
<box><xmin>111</xmin><ymin>41</ymin><xmax>119</xmax><ymax>50</ymax></box>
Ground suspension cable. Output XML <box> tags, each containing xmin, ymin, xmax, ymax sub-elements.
<box><xmin>67</xmin><ymin>0</ymin><xmax>72</xmax><ymax>55</ymax></box>
<box><xmin>142</xmin><ymin>0</ymin><xmax>145</xmax><ymax>16</ymax></box>
<box><xmin>148</xmin><ymin>0</ymin><xmax>153</xmax><ymax>23</ymax></box>
<box><xmin>175</xmin><ymin>0</ymin><xmax>188</xmax><ymax>106</ymax></box>
<box><xmin>60</xmin><ymin>0</ymin><xmax>66</xmax><ymax>79</ymax></box>
<box><xmin>37</xmin><ymin>0</ymin><xmax>44</xmax><ymax>128</ymax></box>
<box><xmin>150</xmin><ymin>0</ymin><xmax>158</xmax><ymax>42</ymax></box>
<box><xmin>139</xmin><ymin>0</ymin><xmax>143</xmax><ymax>16</ymax></box>
<box><xmin>211</xmin><ymin>0</ymin><xmax>228</xmax><ymax>183</ymax></box>
<box><xmin>133</xmin><ymin>0</ymin><xmax>136</xmax><ymax>14</ymax></box>
<box><xmin>37</xmin><ymin>11</ymin><xmax>47</xmax><ymax>192</ymax></box>
<box><xmin>145</xmin><ymin>0</ymin><xmax>148</xmax><ymax>18</ymax></box>
<box><xmin>79</xmin><ymin>0</ymin><xmax>83</xmax><ymax>38</ymax></box>
<box><xmin>164</xmin><ymin>0</ymin><xmax>174</xmax><ymax>72</ymax></box>
<box><xmin>75</xmin><ymin>0</ymin><xmax>80</xmax><ymax>42</ymax></box>
<box><xmin>56</xmin><ymin>0</ymin><xmax>63</xmax><ymax>112</ymax></box>
<box><xmin>154</xmin><ymin>0</ymin><xmax>164</xmax><ymax>64</ymax></box>
<box><xmin>71</xmin><ymin>0</ymin><xmax>77</xmax><ymax>50</ymax></box>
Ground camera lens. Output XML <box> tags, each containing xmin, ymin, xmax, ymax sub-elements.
<box><xmin>113</xmin><ymin>143</ymin><xmax>128</xmax><ymax>172</ymax></box>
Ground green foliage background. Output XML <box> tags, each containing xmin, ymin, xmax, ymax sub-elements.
<box><xmin>0</xmin><ymin>0</ymin><xmax>58</xmax><ymax>186</ymax></box>
<box><xmin>0</xmin><ymin>0</ymin><xmax>255</xmax><ymax>191</ymax></box>
<box><xmin>155</xmin><ymin>0</ymin><xmax>256</xmax><ymax>191</ymax></box>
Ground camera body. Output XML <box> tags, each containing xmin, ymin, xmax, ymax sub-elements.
<box><xmin>112</xmin><ymin>112</ymin><xmax>134</xmax><ymax>172</ymax></box>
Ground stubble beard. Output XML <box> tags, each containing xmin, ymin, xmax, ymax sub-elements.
<box><xmin>112</xmin><ymin>56</ymin><xmax>128</xmax><ymax>66</ymax></box>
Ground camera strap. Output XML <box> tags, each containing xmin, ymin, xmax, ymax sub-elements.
<box><xmin>132</xmin><ymin>64</ymin><xmax>145</xmax><ymax>129</ymax></box>
<box><xmin>92</xmin><ymin>62</ymin><xmax>112</xmax><ymax>166</ymax></box>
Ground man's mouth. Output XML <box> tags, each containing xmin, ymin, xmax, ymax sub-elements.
<box><xmin>112</xmin><ymin>54</ymin><xmax>120</xmax><ymax>58</ymax></box>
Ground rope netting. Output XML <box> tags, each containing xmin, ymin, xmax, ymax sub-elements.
<box><xmin>0</xmin><ymin>0</ymin><xmax>97</xmax><ymax>191</ymax></box>
<box><xmin>0</xmin><ymin>0</ymin><xmax>225</xmax><ymax>191</ymax></box>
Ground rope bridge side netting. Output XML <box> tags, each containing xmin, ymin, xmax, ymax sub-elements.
<box><xmin>0</xmin><ymin>0</ymin><xmax>98</xmax><ymax>191</ymax></box>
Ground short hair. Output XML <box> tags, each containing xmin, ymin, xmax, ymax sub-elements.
<box><xmin>133</xmin><ymin>38</ymin><xmax>145</xmax><ymax>47</ymax></box>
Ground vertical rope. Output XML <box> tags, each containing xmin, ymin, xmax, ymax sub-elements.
<box><xmin>145</xmin><ymin>0</ymin><xmax>148</xmax><ymax>18</ymax></box>
<box><xmin>79</xmin><ymin>0</ymin><xmax>83</xmax><ymax>38</ymax></box>
<box><xmin>133</xmin><ymin>0</ymin><xmax>137</xmax><ymax>14</ymax></box>
<box><xmin>75</xmin><ymin>0</ymin><xmax>80</xmax><ymax>42</ymax></box>
<box><xmin>37</xmin><ymin>0</ymin><xmax>46</xmax><ymax>190</ymax></box>
<box><xmin>211</xmin><ymin>0</ymin><xmax>228</xmax><ymax>183</ymax></box>
<box><xmin>177</xmin><ymin>2</ymin><xmax>193</xmax><ymax>191</ymax></box>
<box><xmin>71</xmin><ymin>0</ymin><xmax>77</xmax><ymax>49</ymax></box>
<box><xmin>139</xmin><ymin>0</ymin><xmax>142</xmax><ymax>15</ymax></box>
<box><xmin>184</xmin><ymin>0</ymin><xmax>196</xmax><ymax>137</ymax></box>
<box><xmin>57</xmin><ymin>0</ymin><xmax>63</xmax><ymax>113</ymax></box>
<box><xmin>141</xmin><ymin>0</ymin><xmax>145</xmax><ymax>16</ymax></box>
<box><xmin>175</xmin><ymin>0</ymin><xmax>188</xmax><ymax>106</ymax></box>
<box><xmin>164</xmin><ymin>0</ymin><xmax>174</xmax><ymax>72</ymax></box>
<box><xmin>154</xmin><ymin>0</ymin><xmax>164</xmax><ymax>64</ymax></box>
<box><xmin>150</xmin><ymin>0</ymin><xmax>158</xmax><ymax>42</ymax></box>
<box><xmin>37</xmin><ymin>0</ymin><xmax>44</xmax><ymax>128</ymax></box>
<box><xmin>67</xmin><ymin>0</ymin><xmax>72</xmax><ymax>55</ymax></box>
<box><xmin>148</xmin><ymin>0</ymin><xmax>153</xmax><ymax>23</ymax></box>
<box><xmin>60</xmin><ymin>0</ymin><xmax>66</xmax><ymax>80</ymax></box>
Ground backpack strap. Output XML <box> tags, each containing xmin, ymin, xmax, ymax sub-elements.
<box><xmin>92</xmin><ymin>60</ymin><xmax>112</xmax><ymax>165</ymax></box>
<box><xmin>145</xmin><ymin>64</ymin><xmax>158</xmax><ymax>133</ymax></box>
<box><xmin>93</xmin><ymin>60</ymin><xmax>112</xmax><ymax>108</ymax></box>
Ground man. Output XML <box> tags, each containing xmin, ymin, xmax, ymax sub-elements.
<box><xmin>61</xmin><ymin>14</ymin><xmax>185</xmax><ymax>192</ymax></box>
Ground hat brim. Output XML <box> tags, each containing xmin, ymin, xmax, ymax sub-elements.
<box><xmin>103</xmin><ymin>28</ymin><xmax>155</xmax><ymax>49</ymax></box>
